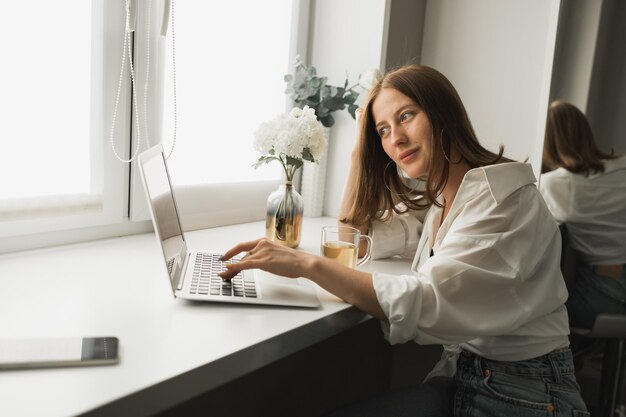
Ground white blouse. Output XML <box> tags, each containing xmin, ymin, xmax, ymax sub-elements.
<box><xmin>539</xmin><ymin>155</ymin><xmax>626</xmax><ymax>265</ymax></box>
<box><xmin>370</xmin><ymin>163</ymin><xmax>570</xmax><ymax>377</ymax></box>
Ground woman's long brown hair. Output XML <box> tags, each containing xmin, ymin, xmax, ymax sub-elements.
<box><xmin>543</xmin><ymin>100</ymin><xmax>617</xmax><ymax>175</ymax></box>
<box><xmin>342</xmin><ymin>64</ymin><xmax>508</xmax><ymax>227</ymax></box>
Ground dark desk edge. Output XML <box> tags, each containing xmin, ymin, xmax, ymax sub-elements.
<box><xmin>81</xmin><ymin>306</ymin><xmax>371</xmax><ymax>417</ymax></box>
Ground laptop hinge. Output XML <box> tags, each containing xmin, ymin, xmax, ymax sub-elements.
<box><xmin>176</xmin><ymin>253</ymin><xmax>189</xmax><ymax>292</ymax></box>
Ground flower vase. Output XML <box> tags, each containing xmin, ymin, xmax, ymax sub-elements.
<box><xmin>265</xmin><ymin>181</ymin><xmax>304</xmax><ymax>248</ymax></box>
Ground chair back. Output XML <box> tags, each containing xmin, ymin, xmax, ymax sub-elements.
<box><xmin>559</xmin><ymin>223</ymin><xmax>581</xmax><ymax>292</ymax></box>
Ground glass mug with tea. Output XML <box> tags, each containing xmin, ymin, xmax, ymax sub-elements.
<box><xmin>321</xmin><ymin>226</ymin><xmax>373</xmax><ymax>268</ymax></box>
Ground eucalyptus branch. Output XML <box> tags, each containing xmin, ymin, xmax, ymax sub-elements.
<box><xmin>284</xmin><ymin>60</ymin><xmax>361</xmax><ymax>128</ymax></box>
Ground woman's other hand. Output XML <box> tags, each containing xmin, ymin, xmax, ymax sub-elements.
<box><xmin>352</xmin><ymin>108</ymin><xmax>364</xmax><ymax>156</ymax></box>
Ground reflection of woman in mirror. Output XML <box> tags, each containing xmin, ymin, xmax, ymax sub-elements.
<box><xmin>540</xmin><ymin>100</ymin><xmax>626</xmax><ymax>330</ymax></box>
<box><xmin>222</xmin><ymin>66</ymin><xmax>588</xmax><ymax>416</ymax></box>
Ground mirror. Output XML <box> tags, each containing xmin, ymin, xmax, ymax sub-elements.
<box><xmin>550</xmin><ymin>0</ymin><xmax>626</xmax><ymax>156</ymax></box>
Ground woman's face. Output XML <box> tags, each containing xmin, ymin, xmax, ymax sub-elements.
<box><xmin>371</xmin><ymin>88</ymin><xmax>433</xmax><ymax>179</ymax></box>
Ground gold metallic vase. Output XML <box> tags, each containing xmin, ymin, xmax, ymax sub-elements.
<box><xmin>265</xmin><ymin>182</ymin><xmax>303</xmax><ymax>248</ymax></box>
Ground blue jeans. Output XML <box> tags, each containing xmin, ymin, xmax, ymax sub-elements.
<box><xmin>454</xmin><ymin>349</ymin><xmax>589</xmax><ymax>417</ymax></box>
<box><xmin>566</xmin><ymin>265</ymin><xmax>626</xmax><ymax>329</ymax></box>
<box><xmin>326</xmin><ymin>349</ymin><xmax>588</xmax><ymax>417</ymax></box>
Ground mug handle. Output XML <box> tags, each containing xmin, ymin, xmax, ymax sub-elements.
<box><xmin>356</xmin><ymin>235</ymin><xmax>373</xmax><ymax>266</ymax></box>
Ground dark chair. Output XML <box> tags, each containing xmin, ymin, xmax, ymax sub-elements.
<box><xmin>571</xmin><ymin>315</ymin><xmax>626</xmax><ymax>417</ymax></box>
<box><xmin>560</xmin><ymin>224</ymin><xmax>626</xmax><ymax>417</ymax></box>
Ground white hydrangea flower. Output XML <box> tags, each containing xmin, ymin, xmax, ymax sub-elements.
<box><xmin>253</xmin><ymin>114</ymin><xmax>287</xmax><ymax>154</ymax></box>
<box><xmin>252</xmin><ymin>105</ymin><xmax>327</xmax><ymax>173</ymax></box>
<box><xmin>290</xmin><ymin>107</ymin><xmax>303</xmax><ymax>118</ymax></box>
<box><xmin>301</xmin><ymin>105</ymin><xmax>317</xmax><ymax>119</ymax></box>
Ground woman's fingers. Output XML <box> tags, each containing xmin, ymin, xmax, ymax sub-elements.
<box><xmin>219</xmin><ymin>239</ymin><xmax>306</xmax><ymax>280</ymax></box>
<box><xmin>219</xmin><ymin>238</ymin><xmax>270</xmax><ymax>280</ymax></box>
<box><xmin>219</xmin><ymin>259</ymin><xmax>262</xmax><ymax>280</ymax></box>
<box><xmin>220</xmin><ymin>238</ymin><xmax>264</xmax><ymax>261</ymax></box>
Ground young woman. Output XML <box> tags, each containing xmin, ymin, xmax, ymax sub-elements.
<box><xmin>220</xmin><ymin>65</ymin><xmax>588</xmax><ymax>416</ymax></box>
<box><xmin>541</xmin><ymin>100</ymin><xmax>626</xmax><ymax>330</ymax></box>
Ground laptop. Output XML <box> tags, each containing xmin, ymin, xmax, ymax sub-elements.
<box><xmin>138</xmin><ymin>144</ymin><xmax>320</xmax><ymax>308</ymax></box>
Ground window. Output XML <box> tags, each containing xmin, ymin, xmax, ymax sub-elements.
<box><xmin>162</xmin><ymin>2</ymin><xmax>293</xmax><ymax>185</ymax></box>
<box><xmin>1</xmin><ymin>0</ymin><xmax>309</xmax><ymax>252</ymax></box>
<box><xmin>0</xmin><ymin>0</ymin><xmax>132</xmax><ymax>250</ymax></box>
<box><xmin>1</xmin><ymin>2</ymin><xmax>91</xmax><ymax>200</ymax></box>
<box><xmin>130</xmin><ymin>0</ymin><xmax>307</xmax><ymax>230</ymax></box>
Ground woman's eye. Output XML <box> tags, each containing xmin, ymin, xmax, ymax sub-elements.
<box><xmin>379</xmin><ymin>126</ymin><xmax>389</xmax><ymax>137</ymax></box>
<box><xmin>400</xmin><ymin>112</ymin><xmax>413</xmax><ymax>122</ymax></box>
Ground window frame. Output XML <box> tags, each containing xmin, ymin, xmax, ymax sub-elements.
<box><xmin>0</xmin><ymin>0</ymin><xmax>141</xmax><ymax>253</ymax></box>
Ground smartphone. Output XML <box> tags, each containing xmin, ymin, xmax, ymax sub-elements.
<box><xmin>0</xmin><ymin>337</ymin><xmax>119</xmax><ymax>370</ymax></box>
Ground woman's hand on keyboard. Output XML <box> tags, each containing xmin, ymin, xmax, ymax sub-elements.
<box><xmin>218</xmin><ymin>238</ymin><xmax>315</xmax><ymax>280</ymax></box>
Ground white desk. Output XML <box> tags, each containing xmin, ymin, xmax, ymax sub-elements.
<box><xmin>0</xmin><ymin>217</ymin><xmax>414</xmax><ymax>417</ymax></box>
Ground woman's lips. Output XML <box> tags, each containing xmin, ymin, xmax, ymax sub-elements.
<box><xmin>399</xmin><ymin>148</ymin><xmax>418</xmax><ymax>162</ymax></box>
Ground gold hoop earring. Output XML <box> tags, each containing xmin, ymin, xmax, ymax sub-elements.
<box><xmin>439</xmin><ymin>128</ymin><xmax>462</xmax><ymax>164</ymax></box>
<box><xmin>382</xmin><ymin>160</ymin><xmax>395</xmax><ymax>193</ymax></box>
<box><xmin>440</xmin><ymin>129</ymin><xmax>452</xmax><ymax>163</ymax></box>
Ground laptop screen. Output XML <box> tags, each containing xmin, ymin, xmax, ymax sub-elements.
<box><xmin>139</xmin><ymin>146</ymin><xmax>187</xmax><ymax>291</ymax></box>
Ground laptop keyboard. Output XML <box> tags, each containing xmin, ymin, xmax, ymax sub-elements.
<box><xmin>190</xmin><ymin>253</ymin><xmax>257</xmax><ymax>298</ymax></box>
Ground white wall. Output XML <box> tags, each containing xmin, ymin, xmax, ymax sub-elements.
<box><xmin>307</xmin><ymin>0</ymin><xmax>389</xmax><ymax>218</ymax></box>
<box><xmin>315</xmin><ymin>0</ymin><xmax>562</xmax><ymax>218</ymax></box>
<box><xmin>420</xmin><ymin>0</ymin><xmax>561</xmax><ymax>175</ymax></box>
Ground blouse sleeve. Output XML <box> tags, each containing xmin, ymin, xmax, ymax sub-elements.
<box><xmin>539</xmin><ymin>171</ymin><xmax>572</xmax><ymax>224</ymax></box>
<box><xmin>372</xmin><ymin>185</ymin><xmax>567</xmax><ymax>345</ymax></box>
<box><xmin>369</xmin><ymin>205</ymin><xmax>428</xmax><ymax>260</ymax></box>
